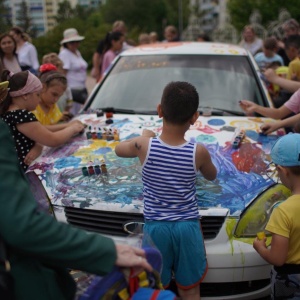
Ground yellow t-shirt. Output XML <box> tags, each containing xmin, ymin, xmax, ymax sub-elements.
<box><xmin>287</xmin><ymin>57</ymin><xmax>300</xmax><ymax>81</ymax></box>
<box><xmin>266</xmin><ymin>194</ymin><xmax>300</xmax><ymax>264</ymax></box>
<box><xmin>32</xmin><ymin>104</ymin><xmax>62</xmax><ymax>125</ymax></box>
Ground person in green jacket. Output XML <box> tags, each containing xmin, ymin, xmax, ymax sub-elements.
<box><xmin>0</xmin><ymin>115</ymin><xmax>152</xmax><ymax>300</ymax></box>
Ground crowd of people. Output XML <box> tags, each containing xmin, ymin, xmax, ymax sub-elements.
<box><xmin>1</xmin><ymin>17</ymin><xmax>300</xmax><ymax>300</ymax></box>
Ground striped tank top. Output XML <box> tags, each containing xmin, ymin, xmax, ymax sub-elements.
<box><xmin>142</xmin><ymin>137</ymin><xmax>199</xmax><ymax>221</ymax></box>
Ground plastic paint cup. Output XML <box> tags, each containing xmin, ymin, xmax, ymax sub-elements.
<box><xmin>202</xmin><ymin>106</ymin><xmax>212</xmax><ymax>117</ymax></box>
<box><xmin>257</xmin><ymin>232</ymin><xmax>266</xmax><ymax>240</ymax></box>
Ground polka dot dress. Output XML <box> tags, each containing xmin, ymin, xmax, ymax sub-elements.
<box><xmin>1</xmin><ymin>110</ymin><xmax>37</xmax><ymax>171</ymax></box>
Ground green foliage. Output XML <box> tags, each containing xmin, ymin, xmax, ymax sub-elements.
<box><xmin>16</xmin><ymin>0</ymin><xmax>37</xmax><ymax>38</ymax></box>
<box><xmin>0</xmin><ymin>0</ymin><xmax>12</xmax><ymax>32</ymax></box>
<box><xmin>33</xmin><ymin>0</ymin><xmax>190</xmax><ymax>68</ymax></box>
<box><xmin>227</xmin><ymin>0</ymin><xmax>300</xmax><ymax>32</ymax></box>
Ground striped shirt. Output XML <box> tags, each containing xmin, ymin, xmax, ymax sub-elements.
<box><xmin>142</xmin><ymin>137</ymin><xmax>199</xmax><ymax>221</ymax></box>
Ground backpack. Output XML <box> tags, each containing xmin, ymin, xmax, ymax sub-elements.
<box><xmin>78</xmin><ymin>247</ymin><xmax>177</xmax><ymax>300</ymax></box>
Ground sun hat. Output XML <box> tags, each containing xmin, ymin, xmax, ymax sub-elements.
<box><xmin>271</xmin><ymin>133</ymin><xmax>300</xmax><ymax>166</ymax></box>
<box><xmin>60</xmin><ymin>28</ymin><xmax>85</xmax><ymax>45</ymax></box>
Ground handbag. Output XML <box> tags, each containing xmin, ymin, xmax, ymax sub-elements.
<box><xmin>0</xmin><ymin>235</ymin><xmax>15</xmax><ymax>300</ymax></box>
<box><xmin>71</xmin><ymin>88</ymin><xmax>88</xmax><ymax>105</ymax></box>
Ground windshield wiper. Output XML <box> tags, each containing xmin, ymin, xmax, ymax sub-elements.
<box><xmin>96</xmin><ymin>107</ymin><xmax>136</xmax><ymax>114</ymax></box>
<box><xmin>198</xmin><ymin>107</ymin><xmax>245</xmax><ymax>116</ymax></box>
<box><xmin>95</xmin><ymin>107</ymin><xmax>157</xmax><ymax>115</ymax></box>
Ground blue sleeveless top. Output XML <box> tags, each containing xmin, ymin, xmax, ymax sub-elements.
<box><xmin>142</xmin><ymin>137</ymin><xmax>199</xmax><ymax>221</ymax></box>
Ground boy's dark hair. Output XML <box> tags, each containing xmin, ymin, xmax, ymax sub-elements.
<box><xmin>284</xmin><ymin>34</ymin><xmax>300</xmax><ymax>50</ymax></box>
<box><xmin>161</xmin><ymin>81</ymin><xmax>199</xmax><ymax>124</ymax></box>
<box><xmin>0</xmin><ymin>70</ymin><xmax>28</xmax><ymax>114</ymax></box>
<box><xmin>263</xmin><ymin>37</ymin><xmax>277</xmax><ymax>50</ymax></box>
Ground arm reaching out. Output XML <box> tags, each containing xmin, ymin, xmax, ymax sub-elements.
<box><xmin>239</xmin><ymin>100</ymin><xmax>292</xmax><ymax>119</ymax></box>
<box><xmin>196</xmin><ymin>145</ymin><xmax>217</xmax><ymax>181</ymax></box>
<box><xmin>264</xmin><ymin>68</ymin><xmax>300</xmax><ymax>93</ymax></box>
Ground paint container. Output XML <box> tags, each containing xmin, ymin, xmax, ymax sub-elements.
<box><xmin>106</xmin><ymin>111</ymin><xmax>113</xmax><ymax>118</ymax></box>
<box><xmin>96</xmin><ymin>109</ymin><xmax>104</xmax><ymax>117</ymax></box>
<box><xmin>88</xmin><ymin>165</ymin><xmax>95</xmax><ymax>175</ymax></box>
<box><xmin>91</xmin><ymin>131</ymin><xmax>97</xmax><ymax>139</ymax></box>
<box><xmin>101</xmin><ymin>160</ymin><xmax>107</xmax><ymax>174</ymax></box>
<box><xmin>97</xmin><ymin>128</ymin><xmax>102</xmax><ymax>139</ymax></box>
<box><xmin>257</xmin><ymin>232</ymin><xmax>266</xmax><ymax>240</ymax></box>
<box><xmin>94</xmin><ymin>165</ymin><xmax>101</xmax><ymax>175</ymax></box>
<box><xmin>113</xmin><ymin>129</ymin><xmax>120</xmax><ymax>141</ymax></box>
<box><xmin>86</xmin><ymin>131</ymin><xmax>92</xmax><ymax>139</ymax></box>
<box><xmin>106</xmin><ymin>118</ymin><xmax>113</xmax><ymax>124</ymax></box>
<box><xmin>82</xmin><ymin>167</ymin><xmax>89</xmax><ymax>176</ymax></box>
<box><xmin>107</xmin><ymin>128</ymin><xmax>114</xmax><ymax>141</ymax></box>
<box><xmin>102</xmin><ymin>128</ymin><xmax>107</xmax><ymax>140</ymax></box>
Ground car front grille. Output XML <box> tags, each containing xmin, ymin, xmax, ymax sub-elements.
<box><xmin>64</xmin><ymin>207</ymin><xmax>225</xmax><ymax>239</ymax></box>
<box><xmin>169</xmin><ymin>279</ymin><xmax>270</xmax><ymax>297</ymax></box>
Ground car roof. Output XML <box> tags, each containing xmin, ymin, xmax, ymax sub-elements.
<box><xmin>122</xmin><ymin>42</ymin><xmax>249</xmax><ymax>56</ymax></box>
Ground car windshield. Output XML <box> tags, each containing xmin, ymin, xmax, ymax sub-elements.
<box><xmin>89</xmin><ymin>54</ymin><xmax>266</xmax><ymax>114</ymax></box>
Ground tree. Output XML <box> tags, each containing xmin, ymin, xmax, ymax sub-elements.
<box><xmin>100</xmin><ymin>0</ymin><xmax>190</xmax><ymax>40</ymax></box>
<box><xmin>55</xmin><ymin>0</ymin><xmax>75</xmax><ymax>23</ymax></box>
<box><xmin>15</xmin><ymin>0</ymin><xmax>38</xmax><ymax>38</ymax></box>
<box><xmin>0</xmin><ymin>0</ymin><xmax>12</xmax><ymax>32</ymax></box>
<box><xmin>227</xmin><ymin>0</ymin><xmax>300</xmax><ymax>33</ymax></box>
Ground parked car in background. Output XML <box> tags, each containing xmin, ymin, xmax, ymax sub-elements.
<box><xmin>28</xmin><ymin>42</ymin><xmax>290</xmax><ymax>299</ymax></box>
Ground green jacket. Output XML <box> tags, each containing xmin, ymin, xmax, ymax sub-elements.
<box><xmin>0</xmin><ymin>120</ymin><xmax>117</xmax><ymax>300</ymax></box>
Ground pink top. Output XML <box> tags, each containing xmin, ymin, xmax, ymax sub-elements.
<box><xmin>101</xmin><ymin>50</ymin><xmax>116</xmax><ymax>76</ymax></box>
<box><xmin>284</xmin><ymin>89</ymin><xmax>300</xmax><ymax>114</ymax></box>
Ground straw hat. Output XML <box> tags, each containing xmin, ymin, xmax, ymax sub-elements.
<box><xmin>60</xmin><ymin>28</ymin><xmax>85</xmax><ymax>45</ymax></box>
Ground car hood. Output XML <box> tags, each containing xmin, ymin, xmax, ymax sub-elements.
<box><xmin>29</xmin><ymin>113</ymin><xmax>280</xmax><ymax>217</ymax></box>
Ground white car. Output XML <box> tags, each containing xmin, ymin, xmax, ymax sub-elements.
<box><xmin>28</xmin><ymin>42</ymin><xmax>290</xmax><ymax>299</ymax></box>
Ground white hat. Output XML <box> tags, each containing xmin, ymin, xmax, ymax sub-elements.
<box><xmin>60</xmin><ymin>28</ymin><xmax>85</xmax><ymax>45</ymax></box>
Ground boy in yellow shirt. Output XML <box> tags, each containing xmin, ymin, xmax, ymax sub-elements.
<box><xmin>253</xmin><ymin>133</ymin><xmax>300</xmax><ymax>299</ymax></box>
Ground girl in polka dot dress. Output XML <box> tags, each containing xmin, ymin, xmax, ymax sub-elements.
<box><xmin>0</xmin><ymin>70</ymin><xmax>84</xmax><ymax>171</ymax></box>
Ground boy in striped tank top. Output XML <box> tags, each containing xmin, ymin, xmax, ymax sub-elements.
<box><xmin>115</xmin><ymin>81</ymin><xmax>217</xmax><ymax>300</ymax></box>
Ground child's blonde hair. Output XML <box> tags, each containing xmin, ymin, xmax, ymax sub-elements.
<box><xmin>42</xmin><ymin>53</ymin><xmax>63</xmax><ymax>70</ymax></box>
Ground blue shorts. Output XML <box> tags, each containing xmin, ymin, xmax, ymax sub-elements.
<box><xmin>143</xmin><ymin>219</ymin><xmax>207</xmax><ymax>289</ymax></box>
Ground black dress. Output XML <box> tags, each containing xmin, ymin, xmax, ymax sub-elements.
<box><xmin>1</xmin><ymin>109</ymin><xmax>37</xmax><ymax>171</ymax></box>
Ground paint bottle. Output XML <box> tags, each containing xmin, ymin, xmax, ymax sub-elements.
<box><xmin>88</xmin><ymin>165</ymin><xmax>95</xmax><ymax>175</ymax></box>
<box><xmin>106</xmin><ymin>118</ymin><xmax>114</xmax><ymax>124</ymax></box>
<box><xmin>101</xmin><ymin>159</ymin><xmax>107</xmax><ymax>174</ymax></box>
<box><xmin>107</xmin><ymin>128</ymin><xmax>114</xmax><ymax>141</ymax></box>
<box><xmin>102</xmin><ymin>128</ymin><xmax>107</xmax><ymax>140</ymax></box>
<box><xmin>92</xmin><ymin>127</ymin><xmax>98</xmax><ymax>139</ymax></box>
<box><xmin>82</xmin><ymin>167</ymin><xmax>89</xmax><ymax>176</ymax></box>
<box><xmin>94</xmin><ymin>165</ymin><xmax>101</xmax><ymax>175</ymax></box>
<box><xmin>97</xmin><ymin>128</ymin><xmax>102</xmax><ymax>139</ymax></box>
<box><xmin>86</xmin><ymin>126</ymin><xmax>92</xmax><ymax>139</ymax></box>
<box><xmin>113</xmin><ymin>128</ymin><xmax>120</xmax><ymax>141</ymax></box>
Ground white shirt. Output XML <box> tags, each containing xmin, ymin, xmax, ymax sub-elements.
<box><xmin>17</xmin><ymin>42</ymin><xmax>39</xmax><ymax>71</ymax></box>
<box><xmin>59</xmin><ymin>48</ymin><xmax>88</xmax><ymax>89</ymax></box>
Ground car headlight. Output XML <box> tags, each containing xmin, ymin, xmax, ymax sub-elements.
<box><xmin>234</xmin><ymin>184</ymin><xmax>291</xmax><ymax>238</ymax></box>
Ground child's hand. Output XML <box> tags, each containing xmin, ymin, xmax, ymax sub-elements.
<box><xmin>260</xmin><ymin>123</ymin><xmax>277</xmax><ymax>135</ymax></box>
<box><xmin>239</xmin><ymin>100</ymin><xmax>257</xmax><ymax>115</ymax></box>
<box><xmin>142</xmin><ymin>129</ymin><xmax>156</xmax><ymax>137</ymax></box>
<box><xmin>68</xmin><ymin>120</ymin><xmax>84</xmax><ymax>127</ymax></box>
<box><xmin>24</xmin><ymin>144</ymin><xmax>43</xmax><ymax>166</ymax></box>
<box><xmin>60</xmin><ymin>111</ymin><xmax>73</xmax><ymax>122</ymax></box>
<box><xmin>253</xmin><ymin>237</ymin><xmax>267</xmax><ymax>253</ymax></box>
<box><xmin>264</xmin><ymin>68</ymin><xmax>277</xmax><ymax>83</ymax></box>
<box><xmin>70</xmin><ymin>122</ymin><xmax>85</xmax><ymax>135</ymax></box>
